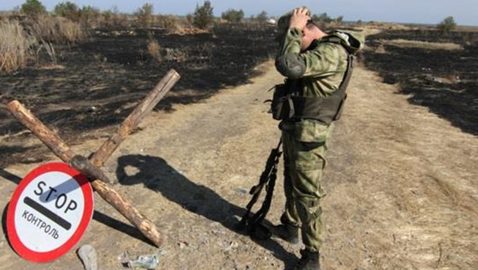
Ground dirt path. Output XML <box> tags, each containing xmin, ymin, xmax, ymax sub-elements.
<box><xmin>0</xmin><ymin>61</ymin><xmax>477</xmax><ymax>270</ymax></box>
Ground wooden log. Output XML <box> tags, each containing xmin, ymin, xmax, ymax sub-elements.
<box><xmin>90</xmin><ymin>69</ymin><xmax>180</xmax><ymax>167</ymax></box>
<box><xmin>70</xmin><ymin>155</ymin><xmax>116</xmax><ymax>184</ymax></box>
<box><xmin>6</xmin><ymin>101</ymin><xmax>75</xmax><ymax>161</ymax></box>
<box><xmin>6</xmin><ymin>100</ymin><xmax>163</xmax><ymax>247</ymax></box>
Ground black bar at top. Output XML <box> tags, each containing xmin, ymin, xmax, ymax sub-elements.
<box><xmin>24</xmin><ymin>196</ymin><xmax>71</xmax><ymax>231</ymax></box>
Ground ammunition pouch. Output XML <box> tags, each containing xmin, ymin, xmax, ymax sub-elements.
<box><xmin>271</xmin><ymin>84</ymin><xmax>294</xmax><ymax>120</ymax></box>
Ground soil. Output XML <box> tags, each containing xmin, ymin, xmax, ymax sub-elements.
<box><xmin>0</xmin><ymin>27</ymin><xmax>477</xmax><ymax>270</ymax></box>
<box><xmin>0</xmin><ymin>24</ymin><xmax>276</xmax><ymax>168</ymax></box>
<box><xmin>363</xmin><ymin>30</ymin><xmax>478</xmax><ymax>135</ymax></box>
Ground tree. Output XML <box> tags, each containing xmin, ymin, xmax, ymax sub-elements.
<box><xmin>255</xmin><ymin>11</ymin><xmax>268</xmax><ymax>23</ymax></box>
<box><xmin>135</xmin><ymin>3</ymin><xmax>154</xmax><ymax>27</ymax></box>
<box><xmin>78</xmin><ymin>6</ymin><xmax>101</xmax><ymax>28</ymax></box>
<box><xmin>186</xmin><ymin>14</ymin><xmax>193</xmax><ymax>26</ymax></box>
<box><xmin>312</xmin><ymin>12</ymin><xmax>332</xmax><ymax>23</ymax></box>
<box><xmin>193</xmin><ymin>1</ymin><xmax>214</xmax><ymax>29</ymax></box>
<box><xmin>79</xmin><ymin>6</ymin><xmax>101</xmax><ymax>21</ymax></box>
<box><xmin>221</xmin><ymin>9</ymin><xmax>244</xmax><ymax>23</ymax></box>
<box><xmin>335</xmin><ymin>16</ymin><xmax>344</xmax><ymax>24</ymax></box>
<box><xmin>21</xmin><ymin>0</ymin><xmax>46</xmax><ymax>17</ymax></box>
<box><xmin>54</xmin><ymin>1</ymin><xmax>80</xmax><ymax>21</ymax></box>
<box><xmin>437</xmin><ymin>16</ymin><xmax>457</xmax><ymax>33</ymax></box>
<box><xmin>101</xmin><ymin>6</ymin><xmax>127</xmax><ymax>29</ymax></box>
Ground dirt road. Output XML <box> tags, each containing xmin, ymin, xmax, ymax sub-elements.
<box><xmin>1</xmin><ymin>61</ymin><xmax>477</xmax><ymax>269</ymax></box>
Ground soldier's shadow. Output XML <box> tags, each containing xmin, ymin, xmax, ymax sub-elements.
<box><xmin>116</xmin><ymin>154</ymin><xmax>296</xmax><ymax>269</ymax></box>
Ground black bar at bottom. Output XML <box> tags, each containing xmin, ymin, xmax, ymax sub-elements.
<box><xmin>24</xmin><ymin>196</ymin><xmax>71</xmax><ymax>230</ymax></box>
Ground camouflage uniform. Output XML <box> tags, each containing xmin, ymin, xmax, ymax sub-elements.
<box><xmin>275</xmin><ymin>25</ymin><xmax>363</xmax><ymax>253</ymax></box>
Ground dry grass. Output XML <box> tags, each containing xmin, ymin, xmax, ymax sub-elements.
<box><xmin>56</xmin><ymin>17</ymin><xmax>86</xmax><ymax>43</ymax></box>
<box><xmin>0</xmin><ymin>15</ymin><xmax>86</xmax><ymax>73</ymax></box>
<box><xmin>27</xmin><ymin>15</ymin><xmax>86</xmax><ymax>44</ymax></box>
<box><xmin>155</xmin><ymin>15</ymin><xmax>184</xmax><ymax>34</ymax></box>
<box><xmin>147</xmin><ymin>39</ymin><xmax>161</xmax><ymax>62</ymax></box>
<box><xmin>0</xmin><ymin>20</ymin><xmax>36</xmax><ymax>73</ymax></box>
<box><xmin>95</xmin><ymin>12</ymin><xmax>131</xmax><ymax>30</ymax></box>
<box><xmin>383</xmin><ymin>38</ymin><xmax>463</xmax><ymax>50</ymax></box>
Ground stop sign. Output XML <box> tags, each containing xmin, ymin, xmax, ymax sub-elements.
<box><xmin>6</xmin><ymin>162</ymin><xmax>94</xmax><ymax>262</ymax></box>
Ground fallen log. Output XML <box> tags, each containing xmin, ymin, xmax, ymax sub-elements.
<box><xmin>6</xmin><ymin>100</ymin><xmax>163</xmax><ymax>247</ymax></box>
<box><xmin>90</xmin><ymin>69</ymin><xmax>180</xmax><ymax>168</ymax></box>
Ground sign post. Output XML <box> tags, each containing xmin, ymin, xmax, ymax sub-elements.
<box><xmin>6</xmin><ymin>162</ymin><xmax>94</xmax><ymax>262</ymax></box>
<box><xmin>4</xmin><ymin>69</ymin><xmax>180</xmax><ymax>251</ymax></box>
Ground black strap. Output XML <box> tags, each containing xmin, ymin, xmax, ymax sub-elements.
<box><xmin>332</xmin><ymin>53</ymin><xmax>354</xmax><ymax>121</ymax></box>
<box><xmin>340</xmin><ymin>53</ymin><xmax>355</xmax><ymax>93</ymax></box>
<box><xmin>237</xmin><ymin>138</ymin><xmax>282</xmax><ymax>239</ymax></box>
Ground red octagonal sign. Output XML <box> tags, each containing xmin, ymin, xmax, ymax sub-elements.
<box><xmin>7</xmin><ymin>162</ymin><xmax>94</xmax><ymax>262</ymax></box>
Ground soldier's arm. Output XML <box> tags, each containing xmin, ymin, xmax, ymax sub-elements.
<box><xmin>275</xmin><ymin>28</ymin><xmax>341</xmax><ymax>79</ymax></box>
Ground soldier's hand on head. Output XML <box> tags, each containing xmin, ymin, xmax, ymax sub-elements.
<box><xmin>289</xmin><ymin>7</ymin><xmax>310</xmax><ymax>31</ymax></box>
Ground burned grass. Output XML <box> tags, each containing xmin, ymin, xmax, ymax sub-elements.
<box><xmin>363</xmin><ymin>29</ymin><xmax>478</xmax><ymax>135</ymax></box>
<box><xmin>0</xmin><ymin>24</ymin><xmax>276</xmax><ymax>167</ymax></box>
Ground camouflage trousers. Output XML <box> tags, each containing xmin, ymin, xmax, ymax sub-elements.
<box><xmin>280</xmin><ymin>119</ymin><xmax>334</xmax><ymax>252</ymax></box>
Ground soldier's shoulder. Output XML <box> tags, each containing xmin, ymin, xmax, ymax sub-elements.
<box><xmin>312</xmin><ymin>40</ymin><xmax>347</xmax><ymax>59</ymax></box>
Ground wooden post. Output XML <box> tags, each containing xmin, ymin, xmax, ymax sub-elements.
<box><xmin>6</xmin><ymin>100</ymin><xmax>163</xmax><ymax>247</ymax></box>
<box><xmin>70</xmin><ymin>155</ymin><xmax>116</xmax><ymax>184</ymax></box>
<box><xmin>6</xmin><ymin>100</ymin><xmax>75</xmax><ymax>162</ymax></box>
<box><xmin>90</xmin><ymin>69</ymin><xmax>180</xmax><ymax>168</ymax></box>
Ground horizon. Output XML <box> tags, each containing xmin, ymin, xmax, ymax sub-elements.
<box><xmin>1</xmin><ymin>0</ymin><xmax>477</xmax><ymax>26</ymax></box>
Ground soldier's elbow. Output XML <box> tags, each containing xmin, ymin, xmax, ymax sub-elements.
<box><xmin>275</xmin><ymin>54</ymin><xmax>305</xmax><ymax>79</ymax></box>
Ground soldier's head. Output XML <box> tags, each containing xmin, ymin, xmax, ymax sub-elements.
<box><xmin>277</xmin><ymin>9</ymin><xmax>327</xmax><ymax>51</ymax></box>
<box><xmin>300</xmin><ymin>20</ymin><xmax>326</xmax><ymax>51</ymax></box>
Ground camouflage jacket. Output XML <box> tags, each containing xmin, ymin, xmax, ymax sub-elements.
<box><xmin>275</xmin><ymin>27</ymin><xmax>364</xmax><ymax>142</ymax></box>
<box><xmin>275</xmin><ymin>28</ymin><xmax>364</xmax><ymax>97</ymax></box>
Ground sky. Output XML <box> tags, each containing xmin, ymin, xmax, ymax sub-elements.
<box><xmin>1</xmin><ymin>0</ymin><xmax>477</xmax><ymax>26</ymax></box>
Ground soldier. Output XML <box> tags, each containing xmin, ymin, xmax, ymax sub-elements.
<box><xmin>272</xmin><ymin>7</ymin><xmax>364</xmax><ymax>270</ymax></box>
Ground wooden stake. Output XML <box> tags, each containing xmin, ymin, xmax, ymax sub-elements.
<box><xmin>6</xmin><ymin>100</ymin><xmax>163</xmax><ymax>247</ymax></box>
<box><xmin>70</xmin><ymin>155</ymin><xmax>115</xmax><ymax>184</ymax></box>
<box><xmin>6</xmin><ymin>100</ymin><xmax>75</xmax><ymax>161</ymax></box>
<box><xmin>90</xmin><ymin>69</ymin><xmax>180</xmax><ymax>167</ymax></box>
